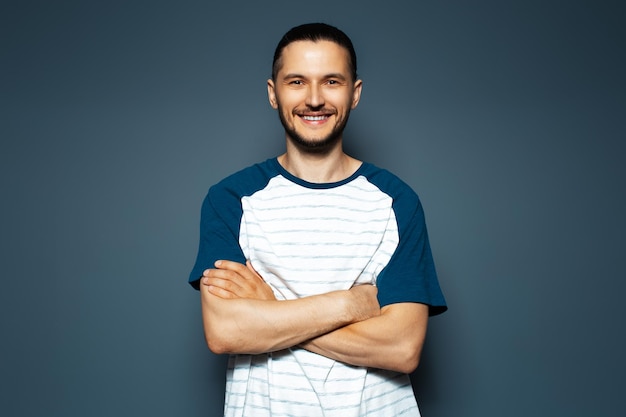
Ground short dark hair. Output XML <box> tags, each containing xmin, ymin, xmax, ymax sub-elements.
<box><xmin>272</xmin><ymin>23</ymin><xmax>358</xmax><ymax>81</ymax></box>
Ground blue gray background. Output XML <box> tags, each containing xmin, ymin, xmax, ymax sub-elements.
<box><xmin>2</xmin><ymin>1</ymin><xmax>624</xmax><ymax>416</ymax></box>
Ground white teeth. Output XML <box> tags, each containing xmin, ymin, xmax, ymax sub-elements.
<box><xmin>302</xmin><ymin>115</ymin><xmax>327</xmax><ymax>121</ymax></box>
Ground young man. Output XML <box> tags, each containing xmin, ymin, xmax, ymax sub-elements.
<box><xmin>189</xmin><ymin>23</ymin><xmax>447</xmax><ymax>417</ymax></box>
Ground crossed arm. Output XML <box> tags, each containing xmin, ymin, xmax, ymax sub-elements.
<box><xmin>200</xmin><ymin>260</ymin><xmax>428</xmax><ymax>374</ymax></box>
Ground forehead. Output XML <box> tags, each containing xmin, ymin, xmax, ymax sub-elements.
<box><xmin>276</xmin><ymin>40</ymin><xmax>351</xmax><ymax>77</ymax></box>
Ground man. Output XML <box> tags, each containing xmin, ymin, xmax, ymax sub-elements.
<box><xmin>189</xmin><ymin>23</ymin><xmax>447</xmax><ymax>417</ymax></box>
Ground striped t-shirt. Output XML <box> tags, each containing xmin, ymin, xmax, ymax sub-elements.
<box><xmin>190</xmin><ymin>158</ymin><xmax>446</xmax><ymax>417</ymax></box>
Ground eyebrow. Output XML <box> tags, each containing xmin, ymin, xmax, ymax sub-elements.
<box><xmin>283</xmin><ymin>73</ymin><xmax>348</xmax><ymax>81</ymax></box>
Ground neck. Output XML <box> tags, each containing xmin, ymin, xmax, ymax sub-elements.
<box><xmin>278</xmin><ymin>141</ymin><xmax>361</xmax><ymax>183</ymax></box>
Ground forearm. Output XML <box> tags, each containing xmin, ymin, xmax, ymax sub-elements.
<box><xmin>201</xmin><ymin>286</ymin><xmax>376</xmax><ymax>355</ymax></box>
<box><xmin>300</xmin><ymin>303</ymin><xmax>428</xmax><ymax>373</ymax></box>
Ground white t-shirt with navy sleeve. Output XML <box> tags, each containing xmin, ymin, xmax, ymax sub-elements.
<box><xmin>190</xmin><ymin>158</ymin><xmax>446</xmax><ymax>417</ymax></box>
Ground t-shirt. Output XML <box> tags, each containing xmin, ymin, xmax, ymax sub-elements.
<box><xmin>189</xmin><ymin>157</ymin><xmax>447</xmax><ymax>416</ymax></box>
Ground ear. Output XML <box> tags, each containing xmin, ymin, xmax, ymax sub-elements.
<box><xmin>267</xmin><ymin>79</ymin><xmax>278</xmax><ymax>109</ymax></box>
<box><xmin>351</xmin><ymin>79</ymin><xmax>363</xmax><ymax>109</ymax></box>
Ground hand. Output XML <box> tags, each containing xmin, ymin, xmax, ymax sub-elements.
<box><xmin>201</xmin><ymin>260</ymin><xmax>276</xmax><ymax>301</ymax></box>
<box><xmin>348</xmin><ymin>284</ymin><xmax>381</xmax><ymax>322</ymax></box>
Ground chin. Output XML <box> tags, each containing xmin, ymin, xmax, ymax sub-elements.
<box><xmin>290</xmin><ymin>133</ymin><xmax>342</xmax><ymax>153</ymax></box>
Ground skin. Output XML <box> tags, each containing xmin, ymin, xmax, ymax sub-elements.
<box><xmin>201</xmin><ymin>260</ymin><xmax>380</xmax><ymax>354</ymax></box>
<box><xmin>200</xmin><ymin>40</ymin><xmax>429</xmax><ymax>374</ymax></box>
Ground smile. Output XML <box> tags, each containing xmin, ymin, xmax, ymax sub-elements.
<box><xmin>301</xmin><ymin>115</ymin><xmax>329</xmax><ymax>121</ymax></box>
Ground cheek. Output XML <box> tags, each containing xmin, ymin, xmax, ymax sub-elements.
<box><xmin>328</xmin><ymin>92</ymin><xmax>355</xmax><ymax>108</ymax></box>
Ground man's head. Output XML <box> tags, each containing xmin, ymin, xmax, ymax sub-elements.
<box><xmin>268</xmin><ymin>23</ymin><xmax>362</xmax><ymax>153</ymax></box>
<box><xmin>272</xmin><ymin>23</ymin><xmax>358</xmax><ymax>82</ymax></box>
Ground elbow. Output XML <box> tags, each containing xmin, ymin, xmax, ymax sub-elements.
<box><xmin>206</xmin><ymin>336</ymin><xmax>232</xmax><ymax>355</ymax></box>
<box><xmin>388</xmin><ymin>351</ymin><xmax>419</xmax><ymax>374</ymax></box>
<box><xmin>204</xmin><ymin>325</ymin><xmax>241</xmax><ymax>355</ymax></box>
<box><xmin>204</xmin><ymin>329</ymin><xmax>224</xmax><ymax>354</ymax></box>
<box><xmin>391</xmin><ymin>343</ymin><xmax>423</xmax><ymax>374</ymax></box>
<box><xmin>206</xmin><ymin>334</ymin><xmax>266</xmax><ymax>355</ymax></box>
<box><xmin>201</xmin><ymin>295</ymin><xmax>244</xmax><ymax>354</ymax></box>
<box><xmin>204</xmin><ymin>324</ymin><xmax>262</xmax><ymax>355</ymax></box>
<box><xmin>397</xmin><ymin>353</ymin><xmax>420</xmax><ymax>374</ymax></box>
<box><xmin>202</xmin><ymin>316</ymin><xmax>234</xmax><ymax>354</ymax></box>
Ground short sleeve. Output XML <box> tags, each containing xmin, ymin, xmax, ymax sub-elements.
<box><xmin>375</xmin><ymin>193</ymin><xmax>447</xmax><ymax>316</ymax></box>
<box><xmin>188</xmin><ymin>185</ymin><xmax>247</xmax><ymax>290</ymax></box>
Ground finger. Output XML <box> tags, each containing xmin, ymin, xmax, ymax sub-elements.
<box><xmin>217</xmin><ymin>260</ymin><xmax>260</xmax><ymax>281</ymax></box>
<box><xmin>215</xmin><ymin>260</ymin><xmax>247</xmax><ymax>272</ymax></box>
<box><xmin>202</xmin><ymin>276</ymin><xmax>243</xmax><ymax>292</ymax></box>
<box><xmin>206</xmin><ymin>285</ymin><xmax>239</xmax><ymax>299</ymax></box>
<box><xmin>201</xmin><ymin>269</ymin><xmax>231</xmax><ymax>283</ymax></box>
<box><xmin>203</xmin><ymin>265</ymin><xmax>241</xmax><ymax>277</ymax></box>
<box><xmin>204</xmin><ymin>267</ymin><xmax>246</xmax><ymax>281</ymax></box>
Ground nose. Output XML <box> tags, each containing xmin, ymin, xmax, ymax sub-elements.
<box><xmin>305</xmin><ymin>84</ymin><xmax>324</xmax><ymax>108</ymax></box>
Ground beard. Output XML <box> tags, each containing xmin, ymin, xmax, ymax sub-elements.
<box><xmin>277</xmin><ymin>103</ymin><xmax>351</xmax><ymax>154</ymax></box>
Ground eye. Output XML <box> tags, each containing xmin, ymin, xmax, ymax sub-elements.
<box><xmin>289</xmin><ymin>80</ymin><xmax>303</xmax><ymax>85</ymax></box>
<box><xmin>327</xmin><ymin>79</ymin><xmax>338</xmax><ymax>85</ymax></box>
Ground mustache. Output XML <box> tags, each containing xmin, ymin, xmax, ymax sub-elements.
<box><xmin>293</xmin><ymin>107</ymin><xmax>337</xmax><ymax>115</ymax></box>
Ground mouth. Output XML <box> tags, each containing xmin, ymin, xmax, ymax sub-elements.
<box><xmin>297</xmin><ymin>112</ymin><xmax>334</xmax><ymax>125</ymax></box>
<box><xmin>301</xmin><ymin>115</ymin><xmax>329</xmax><ymax>121</ymax></box>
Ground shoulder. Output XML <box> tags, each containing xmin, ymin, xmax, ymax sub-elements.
<box><xmin>207</xmin><ymin>158</ymin><xmax>281</xmax><ymax>202</ymax></box>
<box><xmin>359</xmin><ymin>163</ymin><xmax>421</xmax><ymax>209</ymax></box>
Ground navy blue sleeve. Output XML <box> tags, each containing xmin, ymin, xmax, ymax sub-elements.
<box><xmin>374</xmin><ymin>178</ymin><xmax>447</xmax><ymax>316</ymax></box>
<box><xmin>188</xmin><ymin>184</ymin><xmax>247</xmax><ymax>290</ymax></box>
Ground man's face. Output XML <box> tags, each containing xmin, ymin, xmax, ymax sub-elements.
<box><xmin>268</xmin><ymin>40</ymin><xmax>362</xmax><ymax>152</ymax></box>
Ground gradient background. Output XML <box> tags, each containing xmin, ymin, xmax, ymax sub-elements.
<box><xmin>2</xmin><ymin>1</ymin><xmax>625</xmax><ymax>416</ymax></box>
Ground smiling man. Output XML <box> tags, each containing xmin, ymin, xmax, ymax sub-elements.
<box><xmin>189</xmin><ymin>23</ymin><xmax>447</xmax><ymax>417</ymax></box>
<box><xmin>269</xmin><ymin>38</ymin><xmax>359</xmax><ymax>153</ymax></box>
